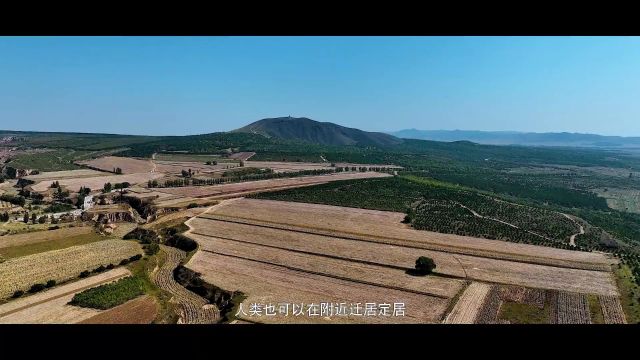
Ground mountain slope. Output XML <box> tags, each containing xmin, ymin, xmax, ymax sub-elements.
<box><xmin>234</xmin><ymin>117</ymin><xmax>403</xmax><ymax>146</ymax></box>
<box><xmin>391</xmin><ymin>129</ymin><xmax>640</xmax><ymax>148</ymax></box>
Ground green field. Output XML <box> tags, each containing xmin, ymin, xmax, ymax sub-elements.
<box><xmin>587</xmin><ymin>294</ymin><xmax>605</xmax><ymax>324</ymax></box>
<box><xmin>498</xmin><ymin>301</ymin><xmax>550</xmax><ymax>324</ymax></box>
<box><xmin>69</xmin><ymin>275</ymin><xmax>145</xmax><ymax>310</ymax></box>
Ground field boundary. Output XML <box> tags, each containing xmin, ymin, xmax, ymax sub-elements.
<box><xmin>196</xmin><ymin>215</ymin><xmax>611</xmax><ymax>272</ymax></box>
<box><xmin>199</xmin><ymin>249</ymin><xmax>450</xmax><ymax>299</ymax></box>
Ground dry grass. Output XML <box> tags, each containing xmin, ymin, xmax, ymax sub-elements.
<box><xmin>24</xmin><ymin>169</ymin><xmax>107</xmax><ymax>181</ymax></box>
<box><xmin>188</xmin><ymin>222</ymin><xmax>617</xmax><ymax>295</ymax></box>
<box><xmin>79</xmin><ymin>295</ymin><xmax>158</xmax><ymax>324</ymax></box>
<box><xmin>599</xmin><ymin>295</ymin><xmax>627</xmax><ymax>324</ymax></box>
<box><xmin>0</xmin><ymin>226</ymin><xmax>95</xmax><ymax>250</ymax></box>
<box><xmin>244</xmin><ymin>161</ymin><xmax>331</xmax><ymax>172</ymax></box>
<box><xmin>0</xmin><ymin>240</ymin><xmax>141</xmax><ymax>299</ymax></box>
<box><xmin>0</xmin><ymin>227</ymin><xmax>104</xmax><ymax>259</ymax></box>
<box><xmin>191</xmin><ymin>200</ymin><xmax>618</xmax><ymax>295</ymax></box>
<box><xmin>151</xmin><ymin>245</ymin><xmax>219</xmax><ymax>324</ymax></box>
<box><xmin>228</xmin><ymin>152</ymin><xmax>256</xmax><ymax>161</ymax></box>
<box><xmin>154</xmin><ymin>160</ymin><xmax>237</xmax><ymax>174</ymax></box>
<box><xmin>556</xmin><ymin>292</ymin><xmax>591</xmax><ymax>324</ymax></box>
<box><xmin>0</xmin><ymin>268</ymin><xmax>130</xmax><ymax>324</ymax></box>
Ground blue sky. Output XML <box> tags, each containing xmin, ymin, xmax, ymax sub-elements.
<box><xmin>1</xmin><ymin>36</ymin><xmax>640</xmax><ymax>136</ymax></box>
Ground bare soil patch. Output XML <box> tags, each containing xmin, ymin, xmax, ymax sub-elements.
<box><xmin>79</xmin><ymin>295</ymin><xmax>157</xmax><ymax>324</ymax></box>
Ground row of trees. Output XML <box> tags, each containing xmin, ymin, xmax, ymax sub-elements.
<box><xmin>102</xmin><ymin>181</ymin><xmax>130</xmax><ymax>193</ymax></box>
<box><xmin>334</xmin><ymin>166</ymin><xmax>396</xmax><ymax>173</ymax></box>
<box><xmin>20</xmin><ymin>212</ymin><xmax>60</xmax><ymax>224</ymax></box>
<box><xmin>0</xmin><ymin>194</ymin><xmax>25</xmax><ymax>207</ymax></box>
<box><xmin>150</xmin><ymin>168</ymin><xmax>338</xmax><ymax>188</ymax></box>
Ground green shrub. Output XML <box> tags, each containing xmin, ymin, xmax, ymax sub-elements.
<box><xmin>12</xmin><ymin>290</ymin><xmax>24</xmax><ymax>298</ymax></box>
<box><xmin>165</xmin><ymin>234</ymin><xmax>198</xmax><ymax>252</ymax></box>
<box><xmin>29</xmin><ymin>283</ymin><xmax>46</xmax><ymax>293</ymax></box>
<box><xmin>46</xmin><ymin>280</ymin><xmax>56</xmax><ymax>288</ymax></box>
<box><xmin>145</xmin><ymin>243</ymin><xmax>159</xmax><ymax>256</ymax></box>
<box><xmin>415</xmin><ymin>256</ymin><xmax>436</xmax><ymax>275</ymax></box>
<box><xmin>79</xmin><ymin>270</ymin><xmax>90</xmax><ymax>278</ymax></box>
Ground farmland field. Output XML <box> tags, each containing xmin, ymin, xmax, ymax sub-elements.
<box><xmin>443</xmin><ymin>282</ymin><xmax>490</xmax><ymax>324</ymax></box>
<box><xmin>155</xmin><ymin>153</ymin><xmax>227</xmax><ymax>162</ymax></box>
<box><xmin>595</xmin><ymin>188</ymin><xmax>640</xmax><ymax>214</ymax></box>
<box><xmin>206</xmin><ymin>199</ymin><xmax>615</xmax><ymax>271</ymax></box>
<box><xmin>187</xmin><ymin>219</ymin><xmax>617</xmax><ymax>294</ymax></box>
<box><xmin>0</xmin><ymin>240</ymin><xmax>141</xmax><ymax>299</ymax></box>
<box><xmin>0</xmin><ymin>226</ymin><xmax>103</xmax><ymax>259</ymax></box>
<box><xmin>0</xmin><ymin>268</ymin><xmax>131</xmax><ymax>324</ymax></box>
<box><xmin>31</xmin><ymin>172</ymin><xmax>165</xmax><ymax>192</ymax></box>
<box><xmin>155</xmin><ymin>171</ymin><xmax>391</xmax><ymax>198</ymax></box>
<box><xmin>77</xmin><ymin>156</ymin><xmax>155</xmax><ymax>174</ymax></box>
<box><xmin>24</xmin><ymin>169</ymin><xmax>107</xmax><ymax>181</ymax></box>
<box><xmin>183</xmin><ymin>198</ymin><xmax>622</xmax><ymax>324</ymax></box>
<box><xmin>187</xmin><ymin>251</ymin><xmax>450</xmax><ymax>324</ymax></box>
<box><xmin>7</xmin><ymin>149</ymin><xmax>91</xmax><ymax>172</ymax></box>
<box><xmin>79</xmin><ymin>295</ymin><xmax>157</xmax><ymax>324</ymax></box>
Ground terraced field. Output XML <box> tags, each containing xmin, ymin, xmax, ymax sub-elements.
<box><xmin>150</xmin><ymin>245</ymin><xmax>219</xmax><ymax>324</ymax></box>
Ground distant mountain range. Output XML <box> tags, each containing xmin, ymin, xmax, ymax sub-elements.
<box><xmin>233</xmin><ymin>117</ymin><xmax>403</xmax><ymax>146</ymax></box>
<box><xmin>390</xmin><ymin>129</ymin><xmax>640</xmax><ymax>148</ymax></box>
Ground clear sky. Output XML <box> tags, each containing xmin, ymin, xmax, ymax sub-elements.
<box><xmin>1</xmin><ymin>36</ymin><xmax>640</xmax><ymax>136</ymax></box>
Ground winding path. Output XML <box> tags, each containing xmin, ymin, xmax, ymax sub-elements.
<box><xmin>562</xmin><ymin>213</ymin><xmax>584</xmax><ymax>247</ymax></box>
<box><xmin>456</xmin><ymin>202</ymin><xmax>556</xmax><ymax>243</ymax></box>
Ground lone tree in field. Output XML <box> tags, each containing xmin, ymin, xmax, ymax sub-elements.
<box><xmin>414</xmin><ymin>256</ymin><xmax>436</xmax><ymax>275</ymax></box>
